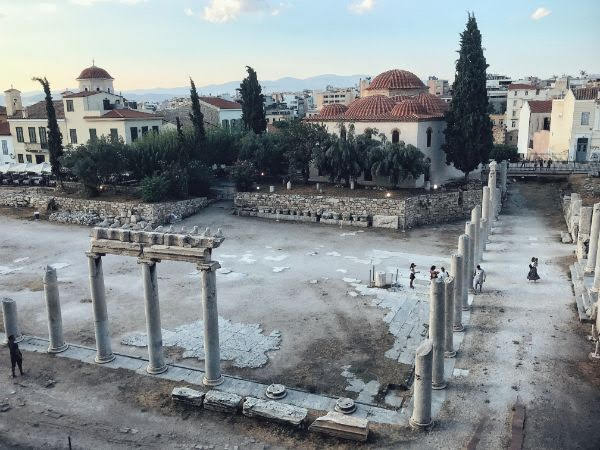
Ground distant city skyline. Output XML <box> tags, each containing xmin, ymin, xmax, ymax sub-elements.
<box><xmin>1</xmin><ymin>0</ymin><xmax>599</xmax><ymax>93</ymax></box>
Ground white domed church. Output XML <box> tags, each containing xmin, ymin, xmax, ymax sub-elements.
<box><xmin>308</xmin><ymin>69</ymin><xmax>464</xmax><ymax>187</ymax></box>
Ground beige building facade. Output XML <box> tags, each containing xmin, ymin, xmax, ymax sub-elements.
<box><xmin>313</xmin><ymin>88</ymin><xmax>357</xmax><ymax>111</ymax></box>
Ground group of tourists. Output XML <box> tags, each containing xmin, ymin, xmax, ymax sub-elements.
<box><xmin>520</xmin><ymin>158</ymin><xmax>553</xmax><ymax>170</ymax></box>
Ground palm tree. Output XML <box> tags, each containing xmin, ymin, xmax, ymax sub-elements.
<box><xmin>372</xmin><ymin>141</ymin><xmax>428</xmax><ymax>185</ymax></box>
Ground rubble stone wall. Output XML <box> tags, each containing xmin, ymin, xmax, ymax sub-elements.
<box><xmin>234</xmin><ymin>187</ymin><xmax>482</xmax><ymax>230</ymax></box>
<box><xmin>0</xmin><ymin>187</ymin><xmax>208</xmax><ymax>227</ymax></box>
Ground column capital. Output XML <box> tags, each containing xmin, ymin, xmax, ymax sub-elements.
<box><xmin>137</xmin><ymin>258</ymin><xmax>159</xmax><ymax>266</ymax></box>
<box><xmin>86</xmin><ymin>252</ymin><xmax>105</xmax><ymax>258</ymax></box>
<box><xmin>197</xmin><ymin>261</ymin><xmax>221</xmax><ymax>272</ymax></box>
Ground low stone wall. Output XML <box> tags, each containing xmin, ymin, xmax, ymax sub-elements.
<box><xmin>0</xmin><ymin>187</ymin><xmax>208</xmax><ymax>228</ymax></box>
<box><xmin>234</xmin><ymin>188</ymin><xmax>482</xmax><ymax>230</ymax></box>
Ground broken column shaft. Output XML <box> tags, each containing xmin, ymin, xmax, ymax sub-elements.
<box><xmin>444</xmin><ymin>275</ymin><xmax>456</xmax><ymax>357</ymax></box>
<box><xmin>488</xmin><ymin>162</ymin><xmax>498</xmax><ymax>220</ymax></box>
<box><xmin>471</xmin><ymin>206</ymin><xmax>482</xmax><ymax>264</ymax></box>
<box><xmin>43</xmin><ymin>266</ymin><xmax>68</xmax><ymax>353</ymax></box>
<box><xmin>482</xmin><ymin>186</ymin><xmax>491</xmax><ymax>235</ymax></box>
<box><xmin>465</xmin><ymin>222</ymin><xmax>476</xmax><ymax>296</ymax></box>
<box><xmin>200</xmin><ymin>262</ymin><xmax>223</xmax><ymax>386</ymax></box>
<box><xmin>2</xmin><ymin>298</ymin><xmax>23</xmax><ymax>344</ymax></box>
<box><xmin>429</xmin><ymin>278</ymin><xmax>446</xmax><ymax>389</ymax></box>
<box><xmin>140</xmin><ymin>260</ymin><xmax>167</xmax><ymax>374</ymax></box>
<box><xmin>409</xmin><ymin>340</ymin><xmax>434</xmax><ymax>430</ymax></box>
<box><xmin>586</xmin><ymin>203</ymin><xmax>600</xmax><ymax>274</ymax></box>
<box><xmin>87</xmin><ymin>254</ymin><xmax>115</xmax><ymax>364</ymax></box>
<box><xmin>458</xmin><ymin>234</ymin><xmax>471</xmax><ymax>311</ymax></box>
<box><xmin>451</xmin><ymin>253</ymin><xmax>464</xmax><ymax>332</ymax></box>
<box><xmin>480</xmin><ymin>218</ymin><xmax>488</xmax><ymax>256</ymax></box>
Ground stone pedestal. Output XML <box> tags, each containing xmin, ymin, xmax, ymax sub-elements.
<box><xmin>443</xmin><ymin>276</ymin><xmax>456</xmax><ymax>357</ymax></box>
<box><xmin>585</xmin><ymin>203</ymin><xmax>600</xmax><ymax>274</ymax></box>
<box><xmin>429</xmin><ymin>279</ymin><xmax>446</xmax><ymax>389</ymax></box>
<box><xmin>1</xmin><ymin>298</ymin><xmax>23</xmax><ymax>344</ymax></box>
<box><xmin>87</xmin><ymin>254</ymin><xmax>115</xmax><ymax>364</ymax></box>
<box><xmin>409</xmin><ymin>340</ymin><xmax>433</xmax><ymax>430</ymax></box>
<box><xmin>43</xmin><ymin>266</ymin><xmax>68</xmax><ymax>353</ymax></box>
<box><xmin>450</xmin><ymin>253</ymin><xmax>464</xmax><ymax>332</ymax></box>
<box><xmin>140</xmin><ymin>260</ymin><xmax>167</xmax><ymax>374</ymax></box>
<box><xmin>199</xmin><ymin>262</ymin><xmax>223</xmax><ymax>386</ymax></box>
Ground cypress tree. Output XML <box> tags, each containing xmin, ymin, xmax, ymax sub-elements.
<box><xmin>443</xmin><ymin>14</ymin><xmax>493</xmax><ymax>182</ymax></box>
<box><xmin>238</xmin><ymin>66</ymin><xmax>267</xmax><ymax>134</ymax></box>
<box><xmin>33</xmin><ymin>77</ymin><xmax>63</xmax><ymax>183</ymax></box>
<box><xmin>189</xmin><ymin>78</ymin><xmax>205</xmax><ymax>141</ymax></box>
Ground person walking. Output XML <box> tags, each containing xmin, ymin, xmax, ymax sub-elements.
<box><xmin>8</xmin><ymin>335</ymin><xmax>24</xmax><ymax>378</ymax></box>
<box><xmin>474</xmin><ymin>264</ymin><xmax>486</xmax><ymax>293</ymax></box>
<box><xmin>438</xmin><ymin>266</ymin><xmax>448</xmax><ymax>281</ymax></box>
<box><xmin>527</xmin><ymin>257</ymin><xmax>540</xmax><ymax>282</ymax></box>
<box><xmin>409</xmin><ymin>263</ymin><xmax>419</xmax><ymax>289</ymax></box>
<box><xmin>430</xmin><ymin>265</ymin><xmax>439</xmax><ymax>280</ymax></box>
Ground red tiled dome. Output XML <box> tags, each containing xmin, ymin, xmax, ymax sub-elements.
<box><xmin>77</xmin><ymin>65</ymin><xmax>113</xmax><ymax>80</ymax></box>
<box><xmin>367</xmin><ymin>69</ymin><xmax>425</xmax><ymax>90</ymax></box>
<box><xmin>390</xmin><ymin>95</ymin><xmax>413</xmax><ymax>103</ymax></box>
<box><xmin>390</xmin><ymin>99</ymin><xmax>427</xmax><ymax>117</ymax></box>
<box><xmin>344</xmin><ymin>95</ymin><xmax>396</xmax><ymax>119</ymax></box>
<box><xmin>319</xmin><ymin>103</ymin><xmax>348</xmax><ymax>118</ymax></box>
<box><xmin>416</xmin><ymin>92</ymin><xmax>448</xmax><ymax>115</ymax></box>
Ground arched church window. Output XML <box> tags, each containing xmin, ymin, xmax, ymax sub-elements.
<box><xmin>340</xmin><ymin>127</ymin><xmax>347</xmax><ymax>140</ymax></box>
<box><xmin>392</xmin><ymin>129</ymin><xmax>400</xmax><ymax>144</ymax></box>
<box><xmin>426</xmin><ymin>128</ymin><xmax>432</xmax><ymax>148</ymax></box>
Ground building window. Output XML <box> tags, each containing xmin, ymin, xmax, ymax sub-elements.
<box><xmin>69</xmin><ymin>129</ymin><xmax>78</xmax><ymax>144</ymax></box>
<box><xmin>514</xmin><ymin>92</ymin><xmax>517</xmax><ymax>96</ymax></box>
<box><xmin>543</xmin><ymin>117</ymin><xmax>550</xmax><ymax>130</ymax></box>
<box><xmin>35</xmin><ymin>155</ymin><xmax>45</xmax><ymax>164</ymax></box>
<box><xmin>130</xmin><ymin>127</ymin><xmax>138</xmax><ymax>142</ymax></box>
<box><xmin>16</xmin><ymin>127</ymin><xmax>24</xmax><ymax>143</ymax></box>
<box><xmin>152</xmin><ymin>125</ymin><xmax>159</xmax><ymax>133</ymax></box>
<box><xmin>66</xmin><ymin>100</ymin><xmax>74</xmax><ymax>112</ymax></box>
<box><xmin>141</xmin><ymin>126</ymin><xmax>149</xmax><ymax>136</ymax></box>
<box><xmin>525</xmin><ymin>91</ymin><xmax>528</xmax><ymax>96</ymax></box>
<box><xmin>89</xmin><ymin>129</ymin><xmax>97</xmax><ymax>141</ymax></box>
<box><xmin>222</xmin><ymin>119</ymin><xmax>230</xmax><ymax>128</ymax></box>
<box><xmin>426</xmin><ymin>128</ymin><xmax>433</xmax><ymax>148</ymax></box>
<box><xmin>581</xmin><ymin>112</ymin><xmax>590</xmax><ymax>126</ymax></box>
<box><xmin>18</xmin><ymin>154</ymin><xmax>24</xmax><ymax>163</ymax></box>
<box><xmin>512</xmin><ymin>120</ymin><xmax>517</xmax><ymax>127</ymax></box>
<box><xmin>340</xmin><ymin>127</ymin><xmax>346</xmax><ymax>140</ymax></box>
<box><xmin>39</xmin><ymin>127</ymin><xmax>48</xmax><ymax>149</ymax></box>
<box><xmin>512</xmin><ymin>111</ymin><xmax>516</xmax><ymax>118</ymax></box>
<box><xmin>1</xmin><ymin>140</ymin><xmax>8</xmax><ymax>155</ymax></box>
<box><xmin>110</xmin><ymin>128</ymin><xmax>118</xmax><ymax>142</ymax></box>
<box><xmin>513</xmin><ymin>100</ymin><xmax>517</xmax><ymax>106</ymax></box>
<box><xmin>28</xmin><ymin>127</ymin><xmax>37</xmax><ymax>143</ymax></box>
<box><xmin>26</xmin><ymin>154</ymin><xmax>32</xmax><ymax>163</ymax></box>
<box><xmin>392</xmin><ymin>129</ymin><xmax>400</xmax><ymax>144</ymax></box>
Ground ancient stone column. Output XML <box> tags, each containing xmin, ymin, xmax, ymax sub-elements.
<box><xmin>592</xmin><ymin>249</ymin><xmax>600</xmax><ymax>292</ymax></box>
<box><xmin>140</xmin><ymin>260</ymin><xmax>167</xmax><ymax>374</ymax></box>
<box><xmin>199</xmin><ymin>261</ymin><xmax>223</xmax><ymax>386</ymax></box>
<box><xmin>482</xmin><ymin>186</ymin><xmax>491</xmax><ymax>234</ymax></box>
<box><xmin>429</xmin><ymin>278</ymin><xmax>446</xmax><ymax>390</ymax></box>
<box><xmin>471</xmin><ymin>206</ymin><xmax>481</xmax><ymax>264</ymax></box>
<box><xmin>488</xmin><ymin>163</ymin><xmax>498</xmax><ymax>221</ymax></box>
<box><xmin>409</xmin><ymin>340</ymin><xmax>433</xmax><ymax>430</ymax></box>
<box><xmin>444</xmin><ymin>276</ymin><xmax>456</xmax><ymax>357</ymax></box>
<box><xmin>43</xmin><ymin>266</ymin><xmax>68</xmax><ymax>353</ymax></box>
<box><xmin>458</xmin><ymin>234</ymin><xmax>471</xmax><ymax>310</ymax></box>
<box><xmin>500</xmin><ymin>160</ymin><xmax>508</xmax><ymax>195</ymax></box>
<box><xmin>1</xmin><ymin>298</ymin><xmax>23</xmax><ymax>344</ymax></box>
<box><xmin>480</xmin><ymin>218</ymin><xmax>488</xmax><ymax>255</ymax></box>
<box><xmin>465</xmin><ymin>222</ymin><xmax>476</xmax><ymax>296</ymax></box>
<box><xmin>577</xmin><ymin>206</ymin><xmax>593</xmax><ymax>261</ymax></box>
<box><xmin>585</xmin><ymin>203</ymin><xmax>600</xmax><ymax>274</ymax></box>
<box><xmin>451</xmin><ymin>253</ymin><xmax>464</xmax><ymax>332</ymax></box>
<box><xmin>87</xmin><ymin>253</ymin><xmax>115</xmax><ymax>364</ymax></box>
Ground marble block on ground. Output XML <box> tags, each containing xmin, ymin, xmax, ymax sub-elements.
<box><xmin>171</xmin><ymin>387</ymin><xmax>205</xmax><ymax>407</ymax></box>
<box><xmin>372</xmin><ymin>215</ymin><xmax>399</xmax><ymax>229</ymax></box>
<box><xmin>203</xmin><ymin>390</ymin><xmax>242</xmax><ymax>413</ymax></box>
<box><xmin>242</xmin><ymin>397</ymin><xmax>307</xmax><ymax>427</ymax></box>
<box><xmin>309</xmin><ymin>411</ymin><xmax>369</xmax><ymax>442</ymax></box>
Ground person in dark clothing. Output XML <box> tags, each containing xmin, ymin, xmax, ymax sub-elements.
<box><xmin>409</xmin><ymin>263</ymin><xmax>419</xmax><ymax>289</ymax></box>
<box><xmin>8</xmin><ymin>335</ymin><xmax>23</xmax><ymax>377</ymax></box>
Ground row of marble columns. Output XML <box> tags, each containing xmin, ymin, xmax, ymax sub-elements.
<box><xmin>410</xmin><ymin>160</ymin><xmax>506</xmax><ymax>430</ymax></box>
<box><xmin>86</xmin><ymin>253</ymin><xmax>224</xmax><ymax>385</ymax></box>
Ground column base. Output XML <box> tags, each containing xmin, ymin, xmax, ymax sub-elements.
<box><xmin>432</xmin><ymin>382</ymin><xmax>447</xmax><ymax>390</ymax></box>
<box><xmin>95</xmin><ymin>353</ymin><xmax>116</xmax><ymax>364</ymax></box>
<box><xmin>444</xmin><ymin>350</ymin><xmax>457</xmax><ymax>358</ymax></box>
<box><xmin>584</xmin><ymin>268</ymin><xmax>594</xmax><ymax>275</ymax></box>
<box><xmin>462</xmin><ymin>306</ymin><xmax>470</xmax><ymax>311</ymax></box>
<box><xmin>203</xmin><ymin>375</ymin><xmax>224</xmax><ymax>386</ymax></box>
<box><xmin>147</xmin><ymin>364</ymin><xmax>168</xmax><ymax>375</ymax></box>
<box><xmin>47</xmin><ymin>343</ymin><xmax>69</xmax><ymax>354</ymax></box>
<box><xmin>453</xmin><ymin>324</ymin><xmax>464</xmax><ymax>332</ymax></box>
<box><xmin>409</xmin><ymin>417</ymin><xmax>434</xmax><ymax>431</ymax></box>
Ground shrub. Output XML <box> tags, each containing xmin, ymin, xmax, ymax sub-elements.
<box><xmin>489</xmin><ymin>144</ymin><xmax>519</xmax><ymax>163</ymax></box>
<box><xmin>140</xmin><ymin>174</ymin><xmax>171</xmax><ymax>202</ymax></box>
<box><xmin>188</xmin><ymin>162</ymin><xmax>213</xmax><ymax>197</ymax></box>
<box><xmin>231</xmin><ymin>160</ymin><xmax>257</xmax><ymax>191</ymax></box>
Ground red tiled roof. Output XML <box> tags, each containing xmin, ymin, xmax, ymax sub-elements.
<box><xmin>390</xmin><ymin>99</ymin><xmax>427</xmax><ymax>117</ymax></box>
<box><xmin>574</xmin><ymin>87</ymin><xmax>599</xmax><ymax>100</ymax></box>
<box><xmin>199</xmin><ymin>96</ymin><xmax>242</xmax><ymax>110</ymax></box>
<box><xmin>9</xmin><ymin>100</ymin><xmax>65</xmax><ymax>120</ymax></box>
<box><xmin>367</xmin><ymin>69</ymin><xmax>425</xmax><ymax>90</ymax></box>
<box><xmin>77</xmin><ymin>65</ymin><xmax>113</xmax><ymax>80</ymax></box>
<box><xmin>343</xmin><ymin>95</ymin><xmax>396</xmax><ymax>119</ymax></box>
<box><xmin>85</xmin><ymin>109</ymin><xmax>163</xmax><ymax>120</ymax></box>
<box><xmin>415</xmin><ymin>92</ymin><xmax>448</xmax><ymax>115</ymax></box>
<box><xmin>0</xmin><ymin>122</ymin><xmax>10</xmax><ymax>135</ymax></box>
<box><xmin>318</xmin><ymin>103</ymin><xmax>348</xmax><ymax>118</ymax></box>
<box><xmin>528</xmin><ymin>100</ymin><xmax>552</xmax><ymax>113</ymax></box>
<box><xmin>508</xmin><ymin>83</ymin><xmax>535</xmax><ymax>90</ymax></box>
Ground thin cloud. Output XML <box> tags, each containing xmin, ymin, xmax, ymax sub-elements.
<box><xmin>531</xmin><ymin>7</ymin><xmax>551</xmax><ymax>20</ymax></box>
<box><xmin>184</xmin><ymin>7</ymin><xmax>195</xmax><ymax>16</ymax></box>
<box><xmin>70</xmin><ymin>0</ymin><xmax>147</xmax><ymax>6</ymax></box>
<box><xmin>0</xmin><ymin>2</ymin><xmax>59</xmax><ymax>18</ymax></box>
<box><xmin>201</xmin><ymin>0</ymin><xmax>283</xmax><ymax>23</ymax></box>
<box><xmin>349</xmin><ymin>0</ymin><xmax>375</xmax><ymax>15</ymax></box>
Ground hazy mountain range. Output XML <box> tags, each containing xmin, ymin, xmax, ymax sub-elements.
<box><xmin>1</xmin><ymin>74</ymin><xmax>370</xmax><ymax>106</ymax></box>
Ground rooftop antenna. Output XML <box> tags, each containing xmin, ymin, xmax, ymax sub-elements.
<box><xmin>92</xmin><ymin>58</ymin><xmax>95</xmax><ymax>66</ymax></box>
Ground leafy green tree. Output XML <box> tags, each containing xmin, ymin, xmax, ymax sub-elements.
<box><xmin>372</xmin><ymin>141</ymin><xmax>428</xmax><ymax>185</ymax></box>
<box><xmin>238</xmin><ymin>131</ymin><xmax>286</xmax><ymax>177</ymax></box>
<box><xmin>189</xmin><ymin>78</ymin><xmax>206</xmax><ymax>143</ymax></box>
<box><xmin>238</xmin><ymin>66</ymin><xmax>267</xmax><ymax>134</ymax></box>
<box><xmin>323</xmin><ymin>125</ymin><xmax>365</xmax><ymax>186</ymax></box>
<box><xmin>231</xmin><ymin>160</ymin><xmax>258</xmax><ymax>191</ymax></box>
<box><xmin>443</xmin><ymin>14</ymin><xmax>493</xmax><ymax>182</ymax></box>
<box><xmin>490</xmin><ymin>144</ymin><xmax>519</xmax><ymax>163</ymax></box>
<box><xmin>33</xmin><ymin>77</ymin><xmax>63</xmax><ymax>182</ymax></box>
<box><xmin>204</xmin><ymin>127</ymin><xmax>242</xmax><ymax>166</ymax></box>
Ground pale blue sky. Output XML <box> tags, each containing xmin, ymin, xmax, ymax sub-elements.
<box><xmin>1</xmin><ymin>0</ymin><xmax>598</xmax><ymax>92</ymax></box>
